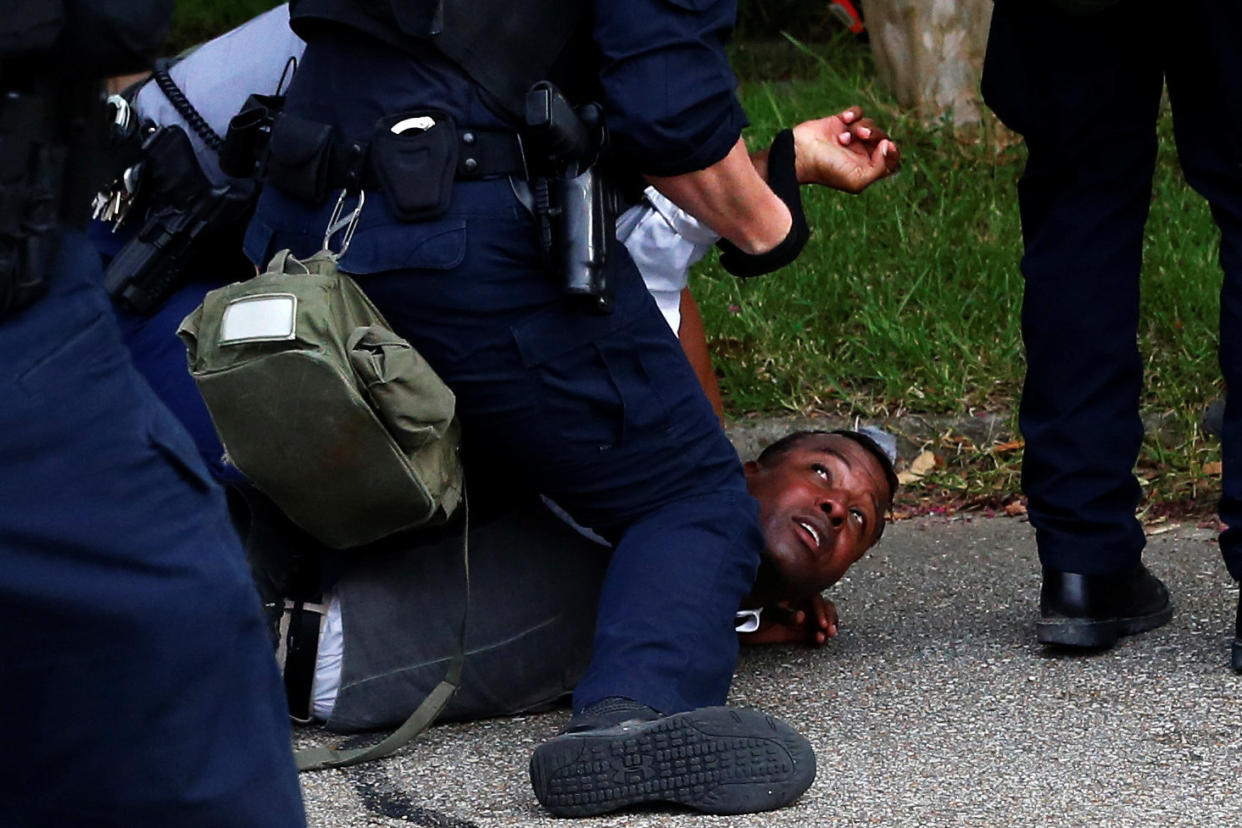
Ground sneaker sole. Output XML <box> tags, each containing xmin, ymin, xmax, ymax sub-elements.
<box><xmin>1036</xmin><ymin>604</ymin><xmax>1174</xmax><ymax>648</ymax></box>
<box><xmin>529</xmin><ymin>706</ymin><xmax>815</xmax><ymax>817</ymax></box>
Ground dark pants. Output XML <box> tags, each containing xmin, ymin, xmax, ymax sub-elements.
<box><xmin>244</xmin><ymin>35</ymin><xmax>763</xmax><ymax>717</ymax></box>
<box><xmin>86</xmin><ymin>220</ymin><xmax>237</xmax><ymax>482</ymax></box>
<box><xmin>114</xmin><ymin>277</ymin><xmax>238</xmax><ymax>480</ymax></box>
<box><xmin>982</xmin><ymin>0</ymin><xmax>1242</xmax><ymax>578</ymax></box>
<box><xmin>0</xmin><ymin>231</ymin><xmax>304</xmax><ymax>827</ymax></box>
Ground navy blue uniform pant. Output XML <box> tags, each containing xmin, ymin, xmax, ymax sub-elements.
<box><xmin>0</xmin><ymin>231</ymin><xmax>304</xmax><ymax>827</ymax></box>
<box><xmin>86</xmin><ymin>222</ymin><xmax>236</xmax><ymax>482</ymax></box>
<box><xmin>982</xmin><ymin>0</ymin><xmax>1242</xmax><ymax>579</ymax></box>
<box><xmin>246</xmin><ymin>173</ymin><xmax>763</xmax><ymax>715</ymax></box>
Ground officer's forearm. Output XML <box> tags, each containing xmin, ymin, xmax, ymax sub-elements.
<box><xmin>645</xmin><ymin>138</ymin><xmax>792</xmax><ymax>255</ymax></box>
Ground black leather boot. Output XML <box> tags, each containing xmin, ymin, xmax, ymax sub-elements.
<box><xmin>1038</xmin><ymin>564</ymin><xmax>1172</xmax><ymax>648</ymax></box>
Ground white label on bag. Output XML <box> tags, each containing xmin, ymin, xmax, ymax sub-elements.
<box><xmin>219</xmin><ymin>293</ymin><xmax>298</xmax><ymax>344</ymax></box>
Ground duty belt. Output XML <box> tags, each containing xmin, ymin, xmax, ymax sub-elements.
<box><xmin>260</xmin><ymin>110</ymin><xmax>527</xmax><ymax>209</ymax></box>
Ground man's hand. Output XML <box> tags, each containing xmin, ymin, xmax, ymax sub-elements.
<box><xmin>794</xmin><ymin>106</ymin><xmax>900</xmax><ymax>193</ymax></box>
<box><xmin>739</xmin><ymin>595</ymin><xmax>839</xmax><ymax>647</ymax></box>
<box><xmin>752</xmin><ymin>106</ymin><xmax>900</xmax><ymax>195</ymax></box>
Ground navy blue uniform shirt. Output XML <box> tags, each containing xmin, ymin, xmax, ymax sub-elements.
<box><xmin>287</xmin><ymin>0</ymin><xmax>748</xmax><ymax>177</ymax></box>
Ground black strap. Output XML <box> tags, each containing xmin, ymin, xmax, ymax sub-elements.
<box><xmin>717</xmin><ymin>129</ymin><xmax>810</xmax><ymax>279</ymax></box>
<box><xmin>282</xmin><ymin>599</ymin><xmax>325</xmax><ymax>723</ymax></box>
<box><xmin>264</xmin><ymin>113</ymin><xmax>527</xmax><ymax>204</ymax></box>
<box><xmin>324</xmin><ymin>127</ymin><xmax>526</xmax><ymax>189</ymax></box>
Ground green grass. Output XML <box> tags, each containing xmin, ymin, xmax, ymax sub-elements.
<box><xmin>707</xmin><ymin>36</ymin><xmax>1225</xmax><ymax>510</ymax></box>
<box><xmin>166</xmin><ymin>0</ymin><xmax>283</xmax><ymax>53</ymax></box>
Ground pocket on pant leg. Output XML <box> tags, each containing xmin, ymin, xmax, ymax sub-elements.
<box><xmin>528</xmin><ymin>340</ymin><xmax>627</xmax><ymax>453</ymax></box>
<box><xmin>509</xmin><ymin>303</ymin><xmax>662</xmax><ymax>457</ymax></box>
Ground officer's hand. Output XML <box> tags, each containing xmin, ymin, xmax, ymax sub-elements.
<box><xmin>792</xmin><ymin>106</ymin><xmax>900</xmax><ymax>194</ymax></box>
<box><xmin>739</xmin><ymin>595</ymin><xmax>838</xmax><ymax>647</ymax></box>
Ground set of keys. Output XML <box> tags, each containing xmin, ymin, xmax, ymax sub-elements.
<box><xmin>91</xmin><ymin>93</ymin><xmax>144</xmax><ymax>231</ymax></box>
<box><xmin>90</xmin><ymin>165</ymin><xmax>141</xmax><ymax>229</ymax></box>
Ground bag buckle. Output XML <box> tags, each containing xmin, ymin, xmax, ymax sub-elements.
<box><xmin>322</xmin><ymin>188</ymin><xmax>365</xmax><ymax>256</ymax></box>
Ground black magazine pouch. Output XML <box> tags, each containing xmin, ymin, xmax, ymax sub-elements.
<box><xmin>369</xmin><ymin>111</ymin><xmax>457</xmax><ymax>222</ymax></box>
<box><xmin>265</xmin><ymin>113</ymin><xmax>335</xmax><ymax>204</ymax></box>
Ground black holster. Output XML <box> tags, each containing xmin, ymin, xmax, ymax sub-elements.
<box><xmin>543</xmin><ymin>166</ymin><xmax>613</xmax><ymax>311</ymax></box>
<box><xmin>524</xmin><ymin>83</ymin><xmax>616</xmax><ymax>314</ymax></box>
<box><xmin>104</xmin><ymin>125</ymin><xmax>257</xmax><ymax>315</ymax></box>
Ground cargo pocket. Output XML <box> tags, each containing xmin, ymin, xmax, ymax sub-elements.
<box><xmin>510</xmin><ymin>304</ymin><xmax>667</xmax><ymax>458</ymax></box>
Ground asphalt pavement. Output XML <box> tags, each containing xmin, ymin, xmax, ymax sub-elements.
<box><xmin>294</xmin><ymin>514</ymin><xmax>1242</xmax><ymax>827</ymax></box>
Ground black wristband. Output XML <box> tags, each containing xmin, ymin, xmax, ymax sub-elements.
<box><xmin>716</xmin><ymin>128</ymin><xmax>810</xmax><ymax>279</ymax></box>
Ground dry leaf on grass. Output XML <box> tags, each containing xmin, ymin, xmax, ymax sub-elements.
<box><xmin>993</xmin><ymin>440</ymin><xmax>1025</xmax><ymax>453</ymax></box>
<box><xmin>1202</xmin><ymin>461</ymin><xmax>1223</xmax><ymax>476</ymax></box>
<box><xmin>1003</xmin><ymin>500</ymin><xmax>1027</xmax><ymax>517</ymax></box>
<box><xmin>897</xmin><ymin>450</ymin><xmax>939</xmax><ymax>484</ymax></box>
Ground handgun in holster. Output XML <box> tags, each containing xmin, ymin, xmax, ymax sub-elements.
<box><xmin>104</xmin><ymin>125</ymin><xmax>256</xmax><ymax>315</ymax></box>
<box><xmin>523</xmin><ymin>81</ymin><xmax>617</xmax><ymax>314</ymax></box>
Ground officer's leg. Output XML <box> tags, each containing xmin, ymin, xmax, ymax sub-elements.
<box><xmin>0</xmin><ymin>231</ymin><xmax>304</xmax><ymax>828</ymax></box>
<box><xmin>361</xmin><ymin>232</ymin><xmax>761</xmax><ymax>715</ymax></box>
<box><xmin>983</xmin><ymin>1</ymin><xmax>1162</xmax><ymax>576</ymax></box>
<box><xmin>251</xmin><ymin>179</ymin><xmax>763</xmax><ymax>715</ymax></box>
<box><xmin>1165</xmin><ymin>0</ymin><xmax>1242</xmax><ymax>666</ymax></box>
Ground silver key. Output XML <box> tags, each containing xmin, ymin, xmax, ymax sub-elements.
<box><xmin>91</xmin><ymin>191</ymin><xmax>109</xmax><ymax>221</ymax></box>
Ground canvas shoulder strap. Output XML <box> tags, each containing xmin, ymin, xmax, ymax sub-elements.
<box><xmin>295</xmin><ymin>491</ymin><xmax>471</xmax><ymax>771</ymax></box>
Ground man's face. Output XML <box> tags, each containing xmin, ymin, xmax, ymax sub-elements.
<box><xmin>743</xmin><ymin>433</ymin><xmax>891</xmax><ymax>603</ymax></box>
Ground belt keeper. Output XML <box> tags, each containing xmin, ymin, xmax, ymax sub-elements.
<box><xmin>343</xmin><ymin>141</ymin><xmax>366</xmax><ymax>192</ymax></box>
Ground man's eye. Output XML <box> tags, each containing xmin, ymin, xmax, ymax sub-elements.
<box><xmin>850</xmin><ymin>508</ymin><xmax>866</xmax><ymax>526</ymax></box>
<box><xmin>812</xmin><ymin>463</ymin><xmax>830</xmax><ymax>481</ymax></box>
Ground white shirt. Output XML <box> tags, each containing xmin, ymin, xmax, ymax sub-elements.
<box><xmin>615</xmin><ymin>187</ymin><xmax>721</xmax><ymax>333</ymax></box>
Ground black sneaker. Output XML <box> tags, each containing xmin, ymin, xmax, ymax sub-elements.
<box><xmin>529</xmin><ymin>705</ymin><xmax>816</xmax><ymax>817</ymax></box>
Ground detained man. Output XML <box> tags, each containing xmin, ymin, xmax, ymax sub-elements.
<box><xmin>282</xmin><ymin>430</ymin><xmax>897</xmax><ymax>734</ymax></box>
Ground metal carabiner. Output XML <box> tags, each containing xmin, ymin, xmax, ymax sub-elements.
<box><xmin>323</xmin><ymin>189</ymin><xmax>366</xmax><ymax>256</ymax></box>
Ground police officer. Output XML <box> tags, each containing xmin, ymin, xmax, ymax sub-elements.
<box><xmin>0</xmin><ymin>3</ymin><xmax>305</xmax><ymax>825</ymax></box>
<box><xmin>244</xmin><ymin>0</ymin><xmax>822</xmax><ymax>816</ymax></box>
<box><xmin>982</xmin><ymin>1</ymin><xmax>1242</xmax><ymax>663</ymax></box>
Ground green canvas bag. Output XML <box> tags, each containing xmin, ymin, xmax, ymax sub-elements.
<box><xmin>178</xmin><ymin>247</ymin><xmax>463</xmax><ymax>549</ymax></box>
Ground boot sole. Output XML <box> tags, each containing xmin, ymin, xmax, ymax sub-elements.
<box><xmin>1037</xmin><ymin>604</ymin><xmax>1173</xmax><ymax>649</ymax></box>
<box><xmin>529</xmin><ymin>706</ymin><xmax>815</xmax><ymax>817</ymax></box>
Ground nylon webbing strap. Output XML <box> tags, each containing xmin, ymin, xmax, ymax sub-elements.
<box><xmin>295</xmin><ymin>489</ymin><xmax>471</xmax><ymax>771</ymax></box>
<box><xmin>283</xmin><ymin>600</ymin><xmax>325</xmax><ymax>722</ymax></box>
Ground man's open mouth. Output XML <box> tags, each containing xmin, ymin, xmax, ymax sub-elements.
<box><xmin>793</xmin><ymin>517</ymin><xmax>821</xmax><ymax>550</ymax></box>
